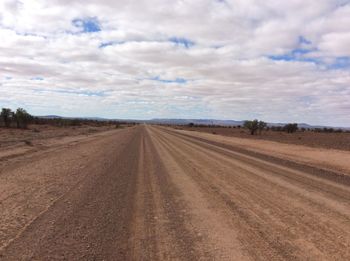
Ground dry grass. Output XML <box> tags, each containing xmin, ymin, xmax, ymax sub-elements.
<box><xmin>179</xmin><ymin>126</ymin><xmax>350</xmax><ymax>151</ymax></box>
<box><xmin>0</xmin><ymin>124</ymin><xmax>114</xmax><ymax>149</ymax></box>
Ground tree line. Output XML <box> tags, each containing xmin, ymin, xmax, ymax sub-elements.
<box><xmin>186</xmin><ymin>120</ymin><xmax>346</xmax><ymax>135</ymax></box>
<box><xmin>0</xmin><ymin>107</ymin><xmax>137</xmax><ymax>129</ymax></box>
<box><xmin>186</xmin><ymin>120</ymin><xmax>298</xmax><ymax>135</ymax></box>
<box><xmin>243</xmin><ymin>120</ymin><xmax>307</xmax><ymax>135</ymax></box>
<box><xmin>1</xmin><ymin>108</ymin><xmax>33</xmax><ymax>129</ymax></box>
<box><xmin>243</xmin><ymin>120</ymin><xmax>345</xmax><ymax>134</ymax></box>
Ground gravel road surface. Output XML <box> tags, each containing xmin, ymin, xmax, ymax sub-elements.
<box><xmin>1</xmin><ymin>125</ymin><xmax>349</xmax><ymax>260</ymax></box>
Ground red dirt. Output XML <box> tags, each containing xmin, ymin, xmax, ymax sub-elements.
<box><xmin>0</xmin><ymin>125</ymin><xmax>349</xmax><ymax>260</ymax></box>
<box><xmin>178</xmin><ymin>126</ymin><xmax>350</xmax><ymax>151</ymax></box>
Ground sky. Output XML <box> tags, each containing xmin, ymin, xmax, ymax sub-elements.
<box><xmin>0</xmin><ymin>0</ymin><xmax>350</xmax><ymax>126</ymax></box>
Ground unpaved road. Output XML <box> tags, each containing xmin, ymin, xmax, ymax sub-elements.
<box><xmin>0</xmin><ymin>125</ymin><xmax>350</xmax><ymax>260</ymax></box>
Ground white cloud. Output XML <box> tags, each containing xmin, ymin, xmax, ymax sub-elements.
<box><xmin>0</xmin><ymin>0</ymin><xmax>350</xmax><ymax>126</ymax></box>
<box><xmin>318</xmin><ymin>32</ymin><xmax>350</xmax><ymax>57</ymax></box>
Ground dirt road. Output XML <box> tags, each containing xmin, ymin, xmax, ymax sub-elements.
<box><xmin>1</xmin><ymin>125</ymin><xmax>349</xmax><ymax>260</ymax></box>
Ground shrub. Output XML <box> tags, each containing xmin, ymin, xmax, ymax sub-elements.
<box><xmin>284</xmin><ymin>123</ymin><xmax>298</xmax><ymax>133</ymax></box>
<box><xmin>1</xmin><ymin>108</ymin><xmax>13</xmax><ymax>127</ymax></box>
<box><xmin>15</xmin><ymin>108</ymin><xmax>32</xmax><ymax>129</ymax></box>
<box><xmin>258</xmin><ymin>121</ymin><xmax>267</xmax><ymax>135</ymax></box>
<box><xmin>244</xmin><ymin>120</ymin><xmax>259</xmax><ymax>135</ymax></box>
<box><xmin>244</xmin><ymin>120</ymin><xmax>267</xmax><ymax>135</ymax></box>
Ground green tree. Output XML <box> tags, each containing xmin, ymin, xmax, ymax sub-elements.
<box><xmin>1</xmin><ymin>108</ymin><xmax>13</xmax><ymax>127</ymax></box>
<box><xmin>284</xmin><ymin>123</ymin><xmax>298</xmax><ymax>133</ymax></box>
<box><xmin>258</xmin><ymin>121</ymin><xmax>267</xmax><ymax>135</ymax></box>
<box><xmin>14</xmin><ymin>108</ymin><xmax>32</xmax><ymax>129</ymax></box>
<box><xmin>244</xmin><ymin>119</ymin><xmax>259</xmax><ymax>135</ymax></box>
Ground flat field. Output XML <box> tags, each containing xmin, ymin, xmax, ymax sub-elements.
<box><xmin>0</xmin><ymin>124</ymin><xmax>116</xmax><ymax>161</ymax></box>
<box><xmin>0</xmin><ymin>125</ymin><xmax>349</xmax><ymax>260</ymax></box>
<box><xmin>177</xmin><ymin>126</ymin><xmax>350</xmax><ymax>151</ymax></box>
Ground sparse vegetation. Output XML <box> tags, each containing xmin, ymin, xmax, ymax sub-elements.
<box><xmin>1</xmin><ymin>107</ymin><xmax>32</xmax><ymax>128</ymax></box>
<box><xmin>284</xmin><ymin>123</ymin><xmax>298</xmax><ymax>133</ymax></box>
<box><xmin>258</xmin><ymin>121</ymin><xmax>267</xmax><ymax>135</ymax></box>
<box><xmin>244</xmin><ymin>120</ymin><xmax>259</xmax><ymax>135</ymax></box>
<box><xmin>244</xmin><ymin>120</ymin><xmax>267</xmax><ymax>135</ymax></box>
<box><xmin>0</xmin><ymin>107</ymin><xmax>137</xmax><ymax>130</ymax></box>
<box><xmin>1</xmin><ymin>108</ymin><xmax>12</xmax><ymax>128</ymax></box>
<box><xmin>14</xmin><ymin>108</ymin><xmax>33</xmax><ymax>129</ymax></box>
<box><xmin>175</xmin><ymin>124</ymin><xmax>350</xmax><ymax>150</ymax></box>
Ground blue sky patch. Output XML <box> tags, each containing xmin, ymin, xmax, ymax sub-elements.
<box><xmin>34</xmin><ymin>88</ymin><xmax>106</xmax><ymax>97</ymax></box>
<box><xmin>268</xmin><ymin>36</ymin><xmax>315</xmax><ymax>63</ymax></box>
<box><xmin>328</xmin><ymin>56</ymin><xmax>350</xmax><ymax>69</ymax></box>
<box><xmin>268</xmin><ymin>48</ymin><xmax>319</xmax><ymax>64</ymax></box>
<box><xmin>150</xmin><ymin>76</ymin><xmax>187</xmax><ymax>84</ymax></box>
<box><xmin>269</xmin><ymin>50</ymin><xmax>350</xmax><ymax>70</ymax></box>
<box><xmin>58</xmin><ymin>90</ymin><xmax>105</xmax><ymax>97</ymax></box>
<box><xmin>31</xmin><ymin>77</ymin><xmax>44</xmax><ymax>81</ymax></box>
<box><xmin>99</xmin><ymin>41</ymin><xmax>114</xmax><ymax>48</ymax></box>
<box><xmin>169</xmin><ymin>37</ymin><xmax>195</xmax><ymax>48</ymax></box>
<box><xmin>72</xmin><ymin>17</ymin><xmax>101</xmax><ymax>33</ymax></box>
<box><xmin>99</xmin><ymin>41</ymin><xmax>126</xmax><ymax>48</ymax></box>
<box><xmin>299</xmin><ymin>36</ymin><xmax>312</xmax><ymax>45</ymax></box>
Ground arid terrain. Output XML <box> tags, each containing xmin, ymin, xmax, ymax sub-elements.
<box><xmin>177</xmin><ymin>126</ymin><xmax>350</xmax><ymax>151</ymax></box>
<box><xmin>0</xmin><ymin>125</ymin><xmax>350</xmax><ymax>260</ymax></box>
<box><xmin>0</xmin><ymin>124</ymin><xmax>118</xmax><ymax>162</ymax></box>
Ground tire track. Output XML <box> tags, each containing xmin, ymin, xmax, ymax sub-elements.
<box><xmin>0</xmin><ymin>128</ymin><xmax>142</xmax><ymax>260</ymax></box>
<box><xmin>149</xmin><ymin>126</ymin><xmax>350</xmax><ymax>260</ymax></box>
<box><xmin>1</xmin><ymin>125</ymin><xmax>349</xmax><ymax>260</ymax></box>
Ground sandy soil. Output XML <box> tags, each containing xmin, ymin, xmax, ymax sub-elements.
<box><xmin>0</xmin><ymin>124</ymin><xmax>114</xmax><ymax>148</ymax></box>
<box><xmin>0</xmin><ymin>125</ymin><xmax>117</xmax><ymax>161</ymax></box>
<box><xmin>0</xmin><ymin>125</ymin><xmax>349</xmax><ymax>260</ymax></box>
<box><xmin>174</xmin><ymin>128</ymin><xmax>350</xmax><ymax>176</ymax></box>
<box><xmin>178</xmin><ymin>126</ymin><xmax>350</xmax><ymax>151</ymax></box>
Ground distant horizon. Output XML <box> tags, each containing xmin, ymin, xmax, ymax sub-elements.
<box><xmin>2</xmin><ymin>105</ymin><xmax>349</xmax><ymax>128</ymax></box>
<box><xmin>30</xmin><ymin>113</ymin><xmax>350</xmax><ymax>129</ymax></box>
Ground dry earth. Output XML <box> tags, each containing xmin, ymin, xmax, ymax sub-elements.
<box><xmin>0</xmin><ymin>125</ymin><xmax>350</xmax><ymax>260</ymax></box>
<box><xmin>179</xmin><ymin>126</ymin><xmax>350</xmax><ymax>151</ymax></box>
<box><xmin>0</xmin><ymin>124</ymin><xmax>116</xmax><ymax>161</ymax></box>
<box><xmin>0</xmin><ymin>124</ymin><xmax>114</xmax><ymax>148</ymax></box>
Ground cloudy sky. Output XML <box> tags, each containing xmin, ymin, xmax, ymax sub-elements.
<box><xmin>1</xmin><ymin>0</ymin><xmax>350</xmax><ymax>126</ymax></box>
